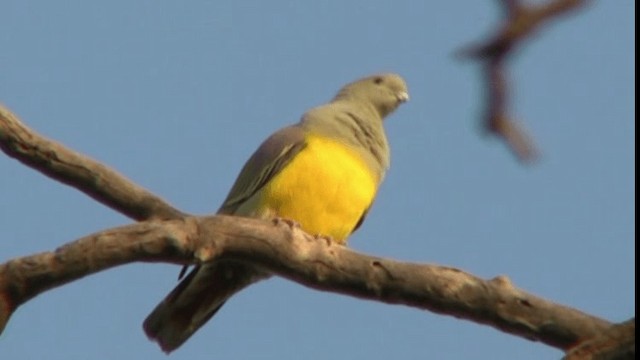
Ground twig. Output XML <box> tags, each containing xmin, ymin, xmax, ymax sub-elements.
<box><xmin>458</xmin><ymin>0</ymin><xmax>590</xmax><ymax>163</ymax></box>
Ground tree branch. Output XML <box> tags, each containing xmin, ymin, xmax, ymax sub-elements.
<box><xmin>0</xmin><ymin>103</ymin><xmax>186</xmax><ymax>221</ymax></box>
<box><xmin>0</xmin><ymin>215</ymin><xmax>613</xmax><ymax>351</ymax></box>
<box><xmin>564</xmin><ymin>318</ymin><xmax>635</xmax><ymax>360</ymax></box>
<box><xmin>457</xmin><ymin>0</ymin><xmax>590</xmax><ymax>163</ymax></box>
<box><xmin>0</xmin><ymin>102</ymin><xmax>631</xmax><ymax>356</ymax></box>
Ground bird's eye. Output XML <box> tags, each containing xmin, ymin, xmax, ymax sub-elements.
<box><xmin>373</xmin><ymin>77</ymin><xmax>384</xmax><ymax>85</ymax></box>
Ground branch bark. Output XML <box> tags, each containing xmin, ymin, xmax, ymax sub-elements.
<box><xmin>0</xmin><ymin>215</ymin><xmax>613</xmax><ymax>351</ymax></box>
<box><xmin>564</xmin><ymin>318</ymin><xmax>635</xmax><ymax>360</ymax></box>
<box><xmin>0</xmin><ymin>104</ymin><xmax>186</xmax><ymax>221</ymax></box>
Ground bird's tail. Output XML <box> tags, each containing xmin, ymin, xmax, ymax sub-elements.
<box><xmin>143</xmin><ymin>261</ymin><xmax>266</xmax><ymax>353</ymax></box>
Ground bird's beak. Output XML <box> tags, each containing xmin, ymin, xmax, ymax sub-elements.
<box><xmin>396</xmin><ymin>91</ymin><xmax>410</xmax><ymax>103</ymax></box>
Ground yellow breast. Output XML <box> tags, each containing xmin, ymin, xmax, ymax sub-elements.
<box><xmin>258</xmin><ymin>134</ymin><xmax>378</xmax><ymax>243</ymax></box>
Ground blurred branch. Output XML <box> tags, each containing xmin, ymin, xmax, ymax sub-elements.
<box><xmin>0</xmin><ymin>104</ymin><xmax>186</xmax><ymax>221</ymax></box>
<box><xmin>0</xmin><ymin>215</ymin><xmax>613</xmax><ymax>351</ymax></box>
<box><xmin>457</xmin><ymin>0</ymin><xmax>590</xmax><ymax>163</ymax></box>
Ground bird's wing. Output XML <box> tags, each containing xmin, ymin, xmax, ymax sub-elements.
<box><xmin>217</xmin><ymin>125</ymin><xmax>307</xmax><ymax>215</ymax></box>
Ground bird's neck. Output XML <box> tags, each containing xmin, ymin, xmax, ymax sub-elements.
<box><xmin>302</xmin><ymin>101</ymin><xmax>390</xmax><ymax>173</ymax></box>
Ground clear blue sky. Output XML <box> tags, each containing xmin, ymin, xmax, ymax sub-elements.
<box><xmin>0</xmin><ymin>1</ymin><xmax>634</xmax><ymax>359</ymax></box>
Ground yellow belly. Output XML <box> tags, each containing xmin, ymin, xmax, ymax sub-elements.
<box><xmin>257</xmin><ymin>134</ymin><xmax>378</xmax><ymax>243</ymax></box>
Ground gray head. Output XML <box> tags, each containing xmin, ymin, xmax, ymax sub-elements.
<box><xmin>333</xmin><ymin>73</ymin><xmax>409</xmax><ymax>119</ymax></box>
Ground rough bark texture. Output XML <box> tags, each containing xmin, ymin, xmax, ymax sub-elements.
<box><xmin>564</xmin><ymin>318</ymin><xmax>635</xmax><ymax>360</ymax></box>
<box><xmin>0</xmin><ymin>215</ymin><xmax>615</xmax><ymax>351</ymax></box>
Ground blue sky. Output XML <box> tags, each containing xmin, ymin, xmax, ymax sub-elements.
<box><xmin>0</xmin><ymin>1</ymin><xmax>634</xmax><ymax>359</ymax></box>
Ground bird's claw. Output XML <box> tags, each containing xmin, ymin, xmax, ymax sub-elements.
<box><xmin>272</xmin><ymin>217</ymin><xmax>301</xmax><ymax>229</ymax></box>
<box><xmin>313</xmin><ymin>233</ymin><xmax>337</xmax><ymax>246</ymax></box>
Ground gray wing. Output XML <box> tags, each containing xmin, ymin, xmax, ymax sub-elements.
<box><xmin>178</xmin><ymin>125</ymin><xmax>306</xmax><ymax>280</ymax></box>
<box><xmin>217</xmin><ymin>125</ymin><xmax>307</xmax><ymax>215</ymax></box>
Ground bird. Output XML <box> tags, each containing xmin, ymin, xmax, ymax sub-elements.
<box><xmin>143</xmin><ymin>73</ymin><xmax>409</xmax><ymax>353</ymax></box>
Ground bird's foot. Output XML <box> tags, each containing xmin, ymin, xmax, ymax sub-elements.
<box><xmin>272</xmin><ymin>217</ymin><xmax>301</xmax><ymax>229</ymax></box>
<box><xmin>313</xmin><ymin>233</ymin><xmax>338</xmax><ymax>246</ymax></box>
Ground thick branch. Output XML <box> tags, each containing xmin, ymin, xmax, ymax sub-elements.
<box><xmin>457</xmin><ymin>0</ymin><xmax>589</xmax><ymax>163</ymax></box>
<box><xmin>0</xmin><ymin>104</ymin><xmax>186</xmax><ymax>221</ymax></box>
<box><xmin>0</xmin><ymin>215</ymin><xmax>612</xmax><ymax>351</ymax></box>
